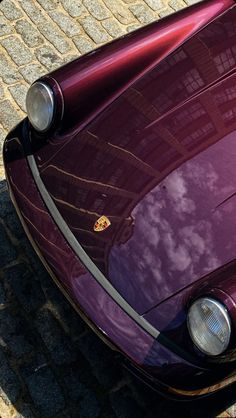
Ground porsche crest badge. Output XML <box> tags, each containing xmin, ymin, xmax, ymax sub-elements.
<box><xmin>94</xmin><ymin>215</ymin><xmax>111</xmax><ymax>232</ymax></box>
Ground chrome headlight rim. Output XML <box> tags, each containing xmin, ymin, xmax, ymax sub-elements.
<box><xmin>187</xmin><ymin>296</ymin><xmax>231</xmax><ymax>357</ymax></box>
<box><xmin>26</xmin><ymin>81</ymin><xmax>56</xmax><ymax>133</ymax></box>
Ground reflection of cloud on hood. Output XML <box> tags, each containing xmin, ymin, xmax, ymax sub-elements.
<box><xmin>109</xmin><ymin>132</ymin><xmax>236</xmax><ymax>313</ymax></box>
<box><xmin>164</xmin><ymin>171</ymin><xmax>196</xmax><ymax>218</ymax></box>
<box><xmin>185</xmin><ymin>160</ymin><xmax>219</xmax><ymax>193</ymax></box>
<box><xmin>163</xmin><ymin>231</ymin><xmax>191</xmax><ymax>272</ymax></box>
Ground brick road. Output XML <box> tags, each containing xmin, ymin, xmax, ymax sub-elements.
<box><xmin>1</xmin><ymin>0</ymin><xmax>236</xmax><ymax>417</ymax></box>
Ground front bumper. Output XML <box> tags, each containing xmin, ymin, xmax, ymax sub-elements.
<box><xmin>3</xmin><ymin>120</ymin><xmax>236</xmax><ymax>399</ymax></box>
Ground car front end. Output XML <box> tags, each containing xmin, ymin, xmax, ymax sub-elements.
<box><xmin>4</xmin><ymin>0</ymin><xmax>236</xmax><ymax>398</ymax></box>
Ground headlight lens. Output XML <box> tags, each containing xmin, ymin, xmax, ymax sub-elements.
<box><xmin>187</xmin><ymin>297</ymin><xmax>231</xmax><ymax>356</ymax></box>
<box><xmin>26</xmin><ymin>81</ymin><xmax>54</xmax><ymax>132</ymax></box>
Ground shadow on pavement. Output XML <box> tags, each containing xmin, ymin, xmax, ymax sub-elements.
<box><xmin>0</xmin><ymin>178</ymin><xmax>236</xmax><ymax>418</ymax></box>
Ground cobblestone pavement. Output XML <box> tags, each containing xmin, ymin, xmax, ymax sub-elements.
<box><xmin>1</xmin><ymin>0</ymin><xmax>236</xmax><ymax>417</ymax></box>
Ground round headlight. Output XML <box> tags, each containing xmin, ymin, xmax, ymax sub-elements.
<box><xmin>26</xmin><ymin>81</ymin><xmax>54</xmax><ymax>132</ymax></box>
<box><xmin>187</xmin><ymin>297</ymin><xmax>231</xmax><ymax>356</ymax></box>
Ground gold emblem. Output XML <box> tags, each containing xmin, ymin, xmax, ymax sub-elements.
<box><xmin>94</xmin><ymin>215</ymin><xmax>111</xmax><ymax>232</ymax></box>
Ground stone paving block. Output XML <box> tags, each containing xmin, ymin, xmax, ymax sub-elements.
<box><xmin>4</xmin><ymin>210</ymin><xmax>25</xmax><ymax>240</ymax></box>
<box><xmin>0</xmin><ymin>309</ymin><xmax>33</xmax><ymax>358</ymax></box>
<box><xmin>0</xmin><ymin>99</ymin><xmax>21</xmax><ymax>131</ymax></box>
<box><xmin>78</xmin><ymin>388</ymin><xmax>101</xmax><ymax>418</ymax></box>
<box><xmin>8</xmin><ymin>83</ymin><xmax>28</xmax><ymax>113</ymax></box>
<box><xmin>0</xmin><ymin>82</ymin><xmax>4</xmax><ymax>100</ymax></box>
<box><xmin>0</xmin><ymin>189</ymin><xmax>15</xmax><ymax>218</ymax></box>
<box><xmin>0</xmin><ymin>15</ymin><xmax>14</xmax><ymax>36</ymax></box>
<box><xmin>0</xmin><ymin>221</ymin><xmax>17</xmax><ymax>267</ymax></box>
<box><xmin>19</xmin><ymin>0</ymin><xmax>46</xmax><ymax>25</ymax></box>
<box><xmin>35</xmin><ymin>45</ymin><xmax>64</xmax><ymax>70</ymax></box>
<box><xmin>5</xmin><ymin>263</ymin><xmax>46</xmax><ymax>313</ymax></box>
<box><xmin>38</xmin><ymin>21</ymin><xmax>71</xmax><ymax>54</ymax></box>
<box><xmin>77</xmin><ymin>331</ymin><xmax>123</xmax><ymax>389</ymax></box>
<box><xmin>15</xmin><ymin>19</ymin><xmax>43</xmax><ymax>48</ymax></box>
<box><xmin>49</xmin><ymin>10</ymin><xmax>81</xmax><ymax>37</ymax></box>
<box><xmin>82</xmin><ymin>16</ymin><xmax>111</xmax><ymax>44</ymax></box>
<box><xmin>35</xmin><ymin>307</ymin><xmax>77</xmax><ymax>365</ymax></box>
<box><xmin>169</xmin><ymin>0</ymin><xmax>185</xmax><ymax>11</ymax></box>
<box><xmin>130</xmin><ymin>3</ymin><xmax>156</xmax><ymax>23</ymax></box>
<box><xmin>109</xmin><ymin>386</ymin><xmax>145</xmax><ymax>418</ymax></box>
<box><xmin>60</xmin><ymin>0</ymin><xmax>85</xmax><ymax>17</ymax></box>
<box><xmin>0</xmin><ymin>281</ymin><xmax>6</xmax><ymax>305</ymax></box>
<box><xmin>102</xmin><ymin>18</ymin><xmax>126</xmax><ymax>38</ymax></box>
<box><xmin>1</xmin><ymin>36</ymin><xmax>33</xmax><ymax>66</ymax></box>
<box><xmin>0</xmin><ymin>348</ymin><xmax>22</xmax><ymax>404</ymax></box>
<box><xmin>17</xmin><ymin>404</ymin><xmax>36</xmax><ymax>418</ymax></box>
<box><xmin>0</xmin><ymin>0</ymin><xmax>23</xmax><ymax>20</ymax></box>
<box><xmin>159</xmin><ymin>7</ymin><xmax>174</xmax><ymax>17</ymax></box>
<box><xmin>19</xmin><ymin>63</ymin><xmax>47</xmax><ymax>84</ymax></box>
<box><xmin>83</xmin><ymin>0</ymin><xmax>111</xmax><ymax>21</ymax></box>
<box><xmin>36</xmin><ymin>0</ymin><xmax>58</xmax><ymax>11</ymax></box>
<box><xmin>103</xmin><ymin>0</ymin><xmax>137</xmax><ymax>25</ymax></box>
<box><xmin>127</xmin><ymin>23</ymin><xmax>143</xmax><ymax>32</ymax></box>
<box><xmin>63</xmin><ymin>367</ymin><xmax>101</xmax><ymax>418</ymax></box>
<box><xmin>0</xmin><ymin>54</ymin><xmax>21</xmax><ymax>85</ymax></box>
<box><xmin>40</xmin><ymin>279</ymin><xmax>86</xmax><ymax>338</ymax></box>
<box><xmin>144</xmin><ymin>0</ymin><xmax>165</xmax><ymax>11</ymax></box>
<box><xmin>73</xmin><ymin>35</ymin><xmax>95</xmax><ymax>54</ymax></box>
<box><xmin>22</xmin><ymin>364</ymin><xmax>65</xmax><ymax>418</ymax></box>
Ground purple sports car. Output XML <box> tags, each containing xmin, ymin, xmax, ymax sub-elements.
<box><xmin>4</xmin><ymin>0</ymin><xmax>236</xmax><ymax>399</ymax></box>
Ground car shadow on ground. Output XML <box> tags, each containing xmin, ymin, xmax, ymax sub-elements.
<box><xmin>0</xmin><ymin>178</ymin><xmax>236</xmax><ymax>418</ymax></box>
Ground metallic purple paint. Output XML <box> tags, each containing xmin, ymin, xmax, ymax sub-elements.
<box><xmin>4</xmin><ymin>0</ymin><xmax>236</xmax><ymax>397</ymax></box>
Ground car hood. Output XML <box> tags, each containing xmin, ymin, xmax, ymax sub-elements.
<box><xmin>34</xmin><ymin>6</ymin><xmax>236</xmax><ymax>314</ymax></box>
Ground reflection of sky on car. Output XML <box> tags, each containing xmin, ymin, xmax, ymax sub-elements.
<box><xmin>109</xmin><ymin>132</ymin><xmax>236</xmax><ymax>314</ymax></box>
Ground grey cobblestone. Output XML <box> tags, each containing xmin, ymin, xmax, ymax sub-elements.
<box><xmin>35</xmin><ymin>307</ymin><xmax>77</xmax><ymax>365</ymax></box>
<box><xmin>36</xmin><ymin>0</ymin><xmax>58</xmax><ymax>11</ymax></box>
<box><xmin>5</xmin><ymin>264</ymin><xmax>46</xmax><ymax>313</ymax></box>
<box><xmin>0</xmin><ymin>0</ymin><xmax>23</xmax><ymax>20</ymax></box>
<box><xmin>169</xmin><ymin>0</ymin><xmax>185</xmax><ymax>11</ymax></box>
<box><xmin>0</xmin><ymin>53</ymin><xmax>21</xmax><ymax>84</ymax></box>
<box><xmin>73</xmin><ymin>35</ymin><xmax>95</xmax><ymax>54</ymax></box>
<box><xmin>159</xmin><ymin>6</ymin><xmax>174</xmax><ymax>17</ymax></box>
<box><xmin>0</xmin><ymin>99</ymin><xmax>21</xmax><ymax>131</ymax></box>
<box><xmin>61</xmin><ymin>0</ymin><xmax>85</xmax><ymax>17</ymax></box>
<box><xmin>103</xmin><ymin>0</ymin><xmax>137</xmax><ymax>25</ymax></box>
<box><xmin>0</xmin><ymin>309</ymin><xmax>33</xmax><ymax>358</ymax></box>
<box><xmin>102</xmin><ymin>18</ymin><xmax>126</xmax><ymax>38</ymax></box>
<box><xmin>22</xmin><ymin>365</ymin><xmax>65</xmax><ymax>418</ymax></box>
<box><xmin>19</xmin><ymin>63</ymin><xmax>47</xmax><ymax>84</ymax></box>
<box><xmin>0</xmin><ymin>349</ymin><xmax>21</xmax><ymax>404</ymax></box>
<box><xmin>1</xmin><ymin>36</ymin><xmax>33</xmax><ymax>66</ymax></box>
<box><xmin>0</xmin><ymin>15</ymin><xmax>13</xmax><ymax>36</ymax></box>
<box><xmin>0</xmin><ymin>281</ymin><xmax>6</xmax><ymax>305</ymax></box>
<box><xmin>129</xmin><ymin>3</ymin><xmax>156</xmax><ymax>24</ymax></box>
<box><xmin>0</xmin><ymin>126</ymin><xmax>6</xmax><ymax>144</ymax></box>
<box><xmin>8</xmin><ymin>83</ymin><xmax>28</xmax><ymax>112</ymax></box>
<box><xmin>144</xmin><ymin>0</ymin><xmax>165</xmax><ymax>11</ymax></box>
<box><xmin>83</xmin><ymin>0</ymin><xmax>111</xmax><ymax>21</ymax></box>
<box><xmin>49</xmin><ymin>10</ymin><xmax>81</xmax><ymax>37</ymax></box>
<box><xmin>35</xmin><ymin>45</ymin><xmax>64</xmax><ymax>70</ymax></box>
<box><xmin>82</xmin><ymin>16</ymin><xmax>111</xmax><ymax>44</ymax></box>
<box><xmin>0</xmin><ymin>82</ymin><xmax>4</xmax><ymax>99</ymax></box>
<box><xmin>38</xmin><ymin>22</ymin><xmax>71</xmax><ymax>54</ymax></box>
<box><xmin>19</xmin><ymin>0</ymin><xmax>46</xmax><ymax>25</ymax></box>
<box><xmin>110</xmin><ymin>386</ymin><xmax>144</xmax><ymax>418</ymax></box>
<box><xmin>15</xmin><ymin>19</ymin><xmax>43</xmax><ymax>48</ymax></box>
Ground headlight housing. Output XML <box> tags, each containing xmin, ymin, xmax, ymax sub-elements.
<box><xmin>187</xmin><ymin>297</ymin><xmax>231</xmax><ymax>356</ymax></box>
<box><xmin>26</xmin><ymin>81</ymin><xmax>55</xmax><ymax>132</ymax></box>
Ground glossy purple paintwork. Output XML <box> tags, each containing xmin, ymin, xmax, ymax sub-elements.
<box><xmin>34</xmin><ymin>0</ymin><xmax>236</xmax><ymax>315</ymax></box>
<box><xmin>4</xmin><ymin>0</ymin><xmax>236</xmax><ymax>397</ymax></box>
